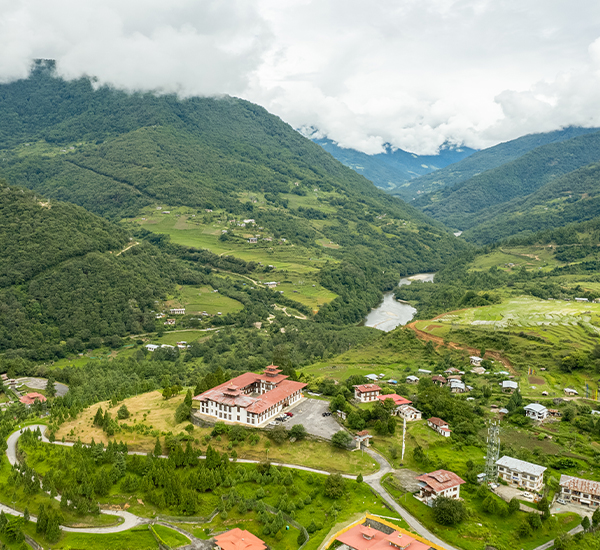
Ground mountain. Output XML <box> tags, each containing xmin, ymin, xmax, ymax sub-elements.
<box><xmin>0</xmin><ymin>61</ymin><xmax>469</xmax><ymax>327</ymax></box>
<box><xmin>400</xmin><ymin>126</ymin><xmax>600</xmax><ymax>201</ymax></box>
<box><xmin>413</xmin><ymin>129</ymin><xmax>600</xmax><ymax>242</ymax></box>
<box><xmin>0</xmin><ymin>181</ymin><xmax>174</xmax><ymax>358</ymax></box>
<box><xmin>312</xmin><ymin>137</ymin><xmax>475</xmax><ymax>196</ymax></box>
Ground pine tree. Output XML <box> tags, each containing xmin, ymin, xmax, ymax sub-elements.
<box><xmin>93</xmin><ymin>407</ymin><xmax>104</xmax><ymax>427</ymax></box>
<box><xmin>154</xmin><ymin>437</ymin><xmax>162</xmax><ymax>457</ymax></box>
<box><xmin>45</xmin><ymin>513</ymin><xmax>61</xmax><ymax>543</ymax></box>
<box><xmin>45</xmin><ymin>375</ymin><xmax>57</xmax><ymax>399</ymax></box>
<box><xmin>35</xmin><ymin>505</ymin><xmax>47</xmax><ymax>535</ymax></box>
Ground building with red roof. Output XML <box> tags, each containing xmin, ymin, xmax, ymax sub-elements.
<box><xmin>193</xmin><ymin>366</ymin><xmax>306</xmax><ymax>426</ymax></box>
<box><xmin>214</xmin><ymin>528</ymin><xmax>266</xmax><ymax>550</ymax></box>
<box><xmin>354</xmin><ymin>384</ymin><xmax>381</xmax><ymax>402</ymax></box>
<box><xmin>336</xmin><ymin>523</ymin><xmax>432</xmax><ymax>550</ymax></box>
<box><xmin>427</xmin><ymin>417</ymin><xmax>451</xmax><ymax>437</ymax></box>
<box><xmin>377</xmin><ymin>394</ymin><xmax>411</xmax><ymax>407</ymax></box>
<box><xmin>19</xmin><ymin>392</ymin><xmax>47</xmax><ymax>406</ymax></box>
<box><xmin>416</xmin><ymin>470</ymin><xmax>465</xmax><ymax>506</ymax></box>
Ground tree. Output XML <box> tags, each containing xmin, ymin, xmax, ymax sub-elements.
<box><xmin>153</xmin><ymin>437</ymin><xmax>162</xmax><ymax>457</ymax></box>
<box><xmin>431</xmin><ymin>497</ymin><xmax>466</xmax><ymax>526</ymax></box>
<box><xmin>324</xmin><ymin>474</ymin><xmax>345</xmax><ymax>499</ymax></box>
<box><xmin>297</xmin><ymin>529</ymin><xmax>307</xmax><ymax>545</ymax></box>
<box><xmin>289</xmin><ymin>424</ymin><xmax>307</xmax><ymax>440</ymax></box>
<box><xmin>45</xmin><ymin>374</ymin><xmax>57</xmax><ymax>398</ymax></box>
<box><xmin>331</xmin><ymin>431</ymin><xmax>353</xmax><ymax>449</ymax></box>
<box><xmin>269</xmin><ymin>425</ymin><xmax>288</xmax><ymax>444</ymax></box>
<box><xmin>482</xmin><ymin>495</ymin><xmax>499</xmax><ymax>514</ymax></box>
<box><xmin>582</xmin><ymin>515</ymin><xmax>591</xmax><ymax>532</ymax></box>
<box><xmin>508</xmin><ymin>497</ymin><xmax>520</xmax><ymax>514</ymax></box>
<box><xmin>528</xmin><ymin>513</ymin><xmax>542</xmax><ymax>530</ymax></box>
<box><xmin>413</xmin><ymin>445</ymin><xmax>426</xmax><ymax>463</ymax></box>
<box><xmin>356</xmin><ymin>473</ymin><xmax>363</xmax><ymax>484</ymax></box>
<box><xmin>117</xmin><ymin>405</ymin><xmax>130</xmax><ymax>419</ymax></box>
<box><xmin>553</xmin><ymin>533</ymin><xmax>572</xmax><ymax>550</ymax></box>
<box><xmin>93</xmin><ymin>407</ymin><xmax>104</xmax><ymax>427</ymax></box>
<box><xmin>592</xmin><ymin>506</ymin><xmax>600</xmax><ymax>527</ymax></box>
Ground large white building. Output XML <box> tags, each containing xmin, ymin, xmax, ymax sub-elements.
<box><xmin>496</xmin><ymin>456</ymin><xmax>546</xmax><ymax>492</ymax></box>
<box><xmin>193</xmin><ymin>366</ymin><xmax>306</xmax><ymax>426</ymax></box>
<box><xmin>524</xmin><ymin>403</ymin><xmax>548</xmax><ymax>421</ymax></box>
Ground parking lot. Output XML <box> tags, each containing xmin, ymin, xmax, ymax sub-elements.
<box><xmin>277</xmin><ymin>398</ymin><xmax>342</xmax><ymax>440</ymax></box>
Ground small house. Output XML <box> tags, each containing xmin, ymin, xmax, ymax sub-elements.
<box><xmin>145</xmin><ymin>344</ymin><xmax>159</xmax><ymax>352</ymax></box>
<box><xmin>575</xmin><ymin>297</ymin><xmax>589</xmax><ymax>302</ymax></box>
<box><xmin>355</xmin><ymin>430</ymin><xmax>372</xmax><ymax>449</ymax></box>
<box><xmin>164</xmin><ymin>319</ymin><xmax>176</xmax><ymax>326</ymax></box>
<box><xmin>431</xmin><ymin>375</ymin><xmax>447</xmax><ymax>386</ymax></box>
<box><xmin>417</xmin><ymin>368</ymin><xmax>432</xmax><ymax>375</ymax></box>
<box><xmin>502</xmin><ymin>380</ymin><xmax>518</xmax><ymax>393</ymax></box>
<box><xmin>470</xmin><ymin>356</ymin><xmax>483</xmax><ymax>366</ymax></box>
<box><xmin>365</xmin><ymin>374</ymin><xmax>379</xmax><ymax>382</ymax></box>
<box><xmin>564</xmin><ymin>388</ymin><xmax>578</xmax><ymax>396</ymax></box>
<box><xmin>524</xmin><ymin>403</ymin><xmax>548</xmax><ymax>421</ymax></box>
<box><xmin>449</xmin><ymin>380</ymin><xmax>466</xmax><ymax>393</ymax></box>
<box><xmin>397</xmin><ymin>405</ymin><xmax>422</xmax><ymax>421</ymax></box>
<box><xmin>248</xmin><ymin>237</ymin><xmax>257</xmax><ymax>244</ymax></box>
<box><xmin>471</xmin><ymin>366</ymin><xmax>486</xmax><ymax>375</ymax></box>
<box><xmin>353</xmin><ymin>384</ymin><xmax>381</xmax><ymax>402</ymax></box>
<box><xmin>406</xmin><ymin>375</ymin><xmax>419</xmax><ymax>384</ymax></box>
<box><xmin>445</xmin><ymin>367</ymin><xmax>461</xmax><ymax>374</ymax></box>
<box><xmin>169</xmin><ymin>308</ymin><xmax>185</xmax><ymax>315</ymax></box>
<box><xmin>214</xmin><ymin>528</ymin><xmax>266</xmax><ymax>550</ymax></box>
<box><xmin>416</xmin><ymin>470</ymin><xmax>465</xmax><ymax>506</ymax></box>
<box><xmin>428</xmin><ymin>417</ymin><xmax>451</xmax><ymax>437</ymax></box>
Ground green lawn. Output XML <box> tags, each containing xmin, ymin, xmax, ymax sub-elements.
<box><xmin>49</xmin><ymin>526</ymin><xmax>159</xmax><ymax>549</ymax></box>
<box><xmin>172</xmin><ymin>285</ymin><xmax>243</xmax><ymax>315</ymax></box>
<box><xmin>151</xmin><ymin>524</ymin><xmax>190</xmax><ymax>548</ymax></box>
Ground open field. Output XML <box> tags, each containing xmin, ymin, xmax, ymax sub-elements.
<box><xmin>151</xmin><ymin>524</ymin><xmax>190</xmax><ymax>548</ymax></box>
<box><xmin>170</xmin><ymin>285</ymin><xmax>243</xmax><ymax>315</ymax></box>
<box><xmin>47</xmin><ymin>526</ymin><xmax>159</xmax><ymax>550</ymax></box>
<box><xmin>469</xmin><ymin>246</ymin><xmax>563</xmax><ymax>272</ymax></box>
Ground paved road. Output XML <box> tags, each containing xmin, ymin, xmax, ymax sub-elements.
<box><xmin>16</xmin><ymin>377</ymin><xmax>68</xmax><ymax>397</ymax></box>
<box><xmin>532</xmin><ymin>524</ymin><xmax>583</xmax><ymax>550</ymax></box>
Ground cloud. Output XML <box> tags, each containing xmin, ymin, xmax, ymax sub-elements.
<box><xmin>1</xmin><ymin>0</ymin><xmax>600</xmax><ymax>154</ymax></box>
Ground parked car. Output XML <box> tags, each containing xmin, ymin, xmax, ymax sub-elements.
<box><xmin>522</xmin><ymin>492</ymin><xmax>533</xmax><ymax>500</ymax></box>
<box><xmin>286</xmin><ymin>412</ymin><xmax>294</xmax><ymax>417</ymax></box>
<box><xmin>557</xmin><ymin>498</ymin><xmax>566</xmax><ymax>505</ymax></box>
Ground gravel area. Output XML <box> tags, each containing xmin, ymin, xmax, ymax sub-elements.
<box><xmin>280</xmin><ymin>398</ymin><xmax>342</xmax><ymax>440</ymax></box>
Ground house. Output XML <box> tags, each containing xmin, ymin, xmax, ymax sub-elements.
<box><xmin>416</xmin><ymin>470</ymin><xmax>465</xmax><ymax>506</ymax></box>
<box><xmin>445</xmin><ymin>367</ymin><xmax>461</xmax><ymax>375</ymax></box>
<box><xmin>193</xmin><ymin>365</ymin><xmax>306</xmax><ymax>426</ymax></box>
<box><xmin>541</xmin><ymin>391</ymin><xmax>549</xmax><ymax>396</ymax></box>
<box><xmin>496</xmin><ymin>371</ymin><xmax>510</xmax><ymax>376</ymax></box>
<box><xmin>564</xmin><ymin>388</ymin><xmax>578</xmax><ymax>396</ymax></box>
<box><xmin>397</xmin><ymin>405</ymin><xmax>422</xmax><ymax>421</ymax></box>
<box><xmin>387</xmin><ymin>379</ymin><xmax>398</xmax><ymax>385</ymax></box>
<box><xmin>575</xmin><ymin>297</ymin><xmax>589</xmax><ymax>302</ymax></box>
<box><xmin>214</xmin><ymin>528</ymin><xmax>266</xmax><ymax>550</ymax></box>
<box><xmin>560</xmin><ymin>475</ymin><xmax>600</xmax><ymax>507</ymax></box>
<box><xmin>145</xmin><ymin>344</ymin><xmax>159</xmax><ymax>352</ymax></box>
<box><xmin>548</xmin><ymin>409</ymin><xmax>562</xmax><ymax>417</ymax></box>
<box><xmin>365</xmin><ymin>374</ymin><xmax>379</xmax><ymax>382</ymax></box>
<box><xmin>20</xmin><ymin>392</ymin><xmax>47</xmax><ymax>406</ymax></box>
<box><xmin>169</xmin><ymin>308</ymin><xmax>186</xmax><ymax>315</ymax></box>
<box><xmin>164</xmin><ymin>319</ymin><xmax>176</xmax><ymax>326</ymax></box>
<box><xmin>406</xmin><ymin>375</ymin><xmax>419</xmax><ymax>384</ymax></box>
<box><xmin>427</xmin><ymin>417</ymin><xmax>451</xmax><ymax>437</ymax></box>
<box><xmin>524</xmin><ymin>403</ymin><xmax>548</xmax><ymax>421</ymax></box>
<box><xmin>264</xmin><ymin>282</ymin><xmax>278</xmax><ymax>289</ymax></box>
<box><xmin>502</xmin><ymin>380</ymin><xmax>518</xmax><ymax>393</ymax></box>
<box><xmin>355</xmin><ymin>430</ymin><xmax>373</xmax><ymax>449</ymax></box>
<box><xmin>335</xmin><ymin>523</ymin><xmax>431</xmax><ymax>550</ymax></box>
<box><xmin>417</xmin><ymin>369</ymin><xmax>431</xmax><ymax>375</ymax></box>
<box><xmin>449</xmin><ymin>379</ymin><xmax>466</xmax><ymax>393</ymax></box>
<box><xmin>470</xmin><ymin>356</ymin><xmax>483</xmax><ymax>366</ymax></box>
<box><xmin>248</xmin><ymin>237</ymin><xmax>257</xmax><ymax>244</ymax></box>
<box><xmin>496</xmin><ymin>456</ymin><xmax>546</xmax><ymax>492</ymax></box>
<box><xmin>447</xmin><ymin>375</ymin><xmax>462</xmax><ymax>381</ymax></box>
<box><xmin>431</xmin><ymin>375</ymin><xmax>447</xmax><ymax>386</ymax></box>
<box><xmin>354</xmin><ymin>384</ymin><xmax>381</xmax><ymax>402</ymax></box>
<box><xmin>498</xmin><ymin>408</ymin><xmax>509</xmax><ymax>418</ymax></box>
<box><xmin>471</xmin><ymin>367</ymin><xmax>486</xmax><ymax>375</ymax></box>
<box><xmin>155</xmin><ymin>313</ymin><xmax>165</xmax><ymax>319</ymax></box>
<box><xmin>377</xmin><ymin>394</ymin><xmax>411</xmax><ymax>407</ymax></box>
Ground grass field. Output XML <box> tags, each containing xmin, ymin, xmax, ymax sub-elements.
<box><xmin>469</xmin><ymin>246</ymin><xmax>564</xmax><ymax>272</ymax></box>
<box><xmin>48</xmin><ymin>526</ymin><xmax>159</xmax><ymax>549</ymax></box>
<box><xmin>170</xmin><ymin>285</ymin><xmax>243</xmax><ymax>315</ymax></box>
<box><xmin>151</xmin><ymin>524</ymin><xmax>190</xmax><ymax>547</ymax></box>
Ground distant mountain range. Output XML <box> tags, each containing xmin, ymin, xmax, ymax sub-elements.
<box><xmin>311</xmin><ymin>137</ymin><xmax>476</xmax><ymax>198</ymax></box>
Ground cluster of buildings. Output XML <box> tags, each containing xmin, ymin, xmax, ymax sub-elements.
<box><xmin>192</xmin><ymin>365</ymin><xmax>306</xmax><ymax>426</ymax></box>
<box><xmin>353</xmin><ymin>385</ymin><xmax>422</xmax><ymax>421</ymax></box>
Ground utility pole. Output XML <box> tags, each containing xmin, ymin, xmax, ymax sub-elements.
<box><xmin>485</xmin><ymin>420</ymin><xmax>500</xmax><ymax>484</ymax></box>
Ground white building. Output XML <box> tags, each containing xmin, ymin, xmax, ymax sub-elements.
<box><xmin>470</xmin><ymin>356</ymin><xmax>483</xmax><ymax>366</ymax></box>
<box><xmin>353</xmin><ymin>384</ymin><xmax>381</xmax><ymax>402</ymax></box>
<box><xmin>169</xmin><ymin>308</ymin><xmax>186</xmax><ymax>315</ymax></box>
<box><xmin>524</xmin><ymin>403</ymin><xmax>548</xmax><ymax>421</ymax></box>
<box><xmin>397</xmin><ymin>405</ymin><xmax>422</xmax><ymax>421</ymax></box>
<box><xmin>427</xmin><ymin>417</ymin><xmax>451</xmax><ymax>437</ymax></box>
<box><xmin>145</xmin><ymin>344</ymin><xmax>159</xmax><ymax>352</ymax></box>
<box><xmin>496</xmin><ymin>456</ymin><xmax>546</xmax><ymax>492</ymax></box>
<box><xmin>193</xmin><ymin>366</ymin><xmax>306</xmax><ymax>426</ymax></box>
<box><xmin>502</xmin><ymin>380</ymin><xmax>518</xmax><ymax>393</ymax></box>
<box><xmin>416</xmin><ymin>470</ymin><xmax>465</xmax><ymax>506</ymax></box>
<box><xmin>406</xmin><ymin>375</ymin><xmax>419</xmax><ymax>384</ymax></box>
<box><xmin>564</xmin><ymin>388</ymin><xmax>578</xmax><ymax>396</ymax></box>
<box><xmin>560</xmin><ymin>475</ymin><xmax>600</xmax><ymax>507</ymax></box>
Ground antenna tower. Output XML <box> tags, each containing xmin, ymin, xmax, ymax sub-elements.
<box><xmin>484</xmin><ymin>420</ymin><xmax>500</xmax><ymax>484</ymax></box>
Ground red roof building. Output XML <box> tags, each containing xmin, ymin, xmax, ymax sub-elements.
<box><xmin>193</xmin><ymin>366</ymin><xmax>306</xmax><ymax>426</ymax></box>
<box><xmin>377</xmin><ymin>394</ymin><xmax>411</xmax><ymax>407</ymax></box>
<box><xmin>214</xmin><ymin>528</ymin><xmax>266</xmax><ymax>550</ymax></box>
<box><xmin>416</xmin><ymin>469</ymin><xmax>465</xmax><ymax>505</ymax></box>
<box><xmin>427</xmin><ymin>417</ymin><xmax>451</xmax><ymax>437</ymax></box>
<box><xmin>354</xmin><ymin>384</ymin><xmax>381</xmax><ymax>402</ymax></box>
<box><xmin>20</xmin><ymin>392</ymin><xmax>47</xmax><ymax>406</ymax></box>
<box><xmin>336</xmin><ymin>523</ymin><xmax>431</xmax><ymax>550</ymax></box>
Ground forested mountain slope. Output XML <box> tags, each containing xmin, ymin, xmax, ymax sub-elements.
<box><xmin>0</xmin><ymin>182</ymin><xmax>174</xmax><ymax>358</ymax></box>
<box><xmin>312</xmin><ymin>137</ymin><xmax>475</xmax><ymax>196</ymax></box>
<box><xmin>403</xmin><ymin>126</ymin><xmax>599</xmax><ymax>200</ymax></box>
<box><xmin>414</xmin><ymin>130</ymin><xmax>600</xmax><ymax>236</ymax></box>
<box><xmin>0</xmin><ymin>62</ymin><xmax>469</xmax><ymax>326</ymax></box>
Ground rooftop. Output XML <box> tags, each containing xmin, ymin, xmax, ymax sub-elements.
<box><xmin>354</xmin><ymin>384</ymin><xmax>381</xmax><ymax>393</ymax></box>
<box><xmin>336</xmin><ymin>523</ymin><xmax>430</xmax><ymax>550</ymax></box>
<box><xmin>377</xmin><ymin>394</ymin><xmax>411</xmax><ymax>407</ymax></box>
<box><xmin>524</xmin><ymin>403</ymin><xmax>548</xmax><ymax>413</ymax></box>
<box><xmin>417</xmin><ymin>469</ymin><xmax>465</xmax><ymax>493</ymax></box>
<box><xmin>20</xmin><ymin>392</ymin><xmax>47</xmax><ymax>405</ymax></box>
<box><xmin>496</xmin><ymin>456</ymin><xmax>547</xmax><ymax>477</ymax></box>
<box><xmin>214</xmin><ymin>528</ymin><xmax>266</xmax><ymax>550</ymax></box>
<box><xmin>560</xmin><ymin>475</ymin><xmax>600</xmax><ymax>496</ymax></box>
<box><xmin>428</xmin><ymin>417</ymin><xmax>448</xmax><ymax>427</ymax></box>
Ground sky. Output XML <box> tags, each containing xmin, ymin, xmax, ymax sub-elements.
<box><xmin>2</xmin><ymin>0</ymin><xmax>600</xmax><ymax>154</ymax></box>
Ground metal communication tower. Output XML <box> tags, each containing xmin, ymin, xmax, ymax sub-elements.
<box><xmin>484</xmin><ymin>420</ymin><xmax>500</xmax><ymax>484</ymax></box>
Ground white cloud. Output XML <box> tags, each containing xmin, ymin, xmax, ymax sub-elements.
<box><xmin>2</xmin><ymin>0</ymin><xmax>600</xmax><ymax>154</ymax></box>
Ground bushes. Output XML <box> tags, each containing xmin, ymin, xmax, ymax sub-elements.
<box><xmin>432</xmin><ymin>496</ymin><xmax>467</xmax><ymax>526</ymax></box>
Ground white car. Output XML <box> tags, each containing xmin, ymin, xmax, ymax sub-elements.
<box><xmin>556</xmin><ymin>498</ymin><xmax>567</xmax><ymax>505</ymax></box>
<box><xmin>521</xmin><ymin>492</ymin><xmax>533</xmax><ymax>499</ymax></box>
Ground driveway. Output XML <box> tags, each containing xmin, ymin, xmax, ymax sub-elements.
<box><xmin>551</xmin><ymin>500</ymin><xmax>595</xmax><ymax>518</ymax></box>
<box><xmin>17</xmin><ymin>377</ymin><xmax>68</xmax><ymax>397</ymax></box>
<box><xmin>282</xmin><ymin>398</ymin><xmax>342</xmax><ymax>440</ymax></box>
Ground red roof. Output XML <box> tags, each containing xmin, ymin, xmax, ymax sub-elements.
<box><xmin>431</xmin><ymin>375</ymin><xmax>447</xmax><ymax>383</ymax></box>
<box><xmin>354</xmin><ymin>384</ymin><xmax>381</xmax><ymax>393</ymax></box>
<box><xmin>336</xmin><ymin>523</ymin><xmax>430</xmax><ymax>550</ymax></box>
<box><xmin>20</xmin><ymin>392</ymin><xmax>47</xmax><ymax>405</ymax></box>
<box><xmin>246</xmin><ymin>380</ymin><xmax>306</xmax><ymax>414</ymax></box>
<box><xmin>356</xmin><ymin>430</ymin><xmax>371</xmax><ymax>437</ymax></box>
<box><xmin>215</xmin><ymin>528</ymin><xmax>266</xmax><ymax>550</ymax></box>
<box><xmin>560</xmin><ymin>475</ymin><xmax>600</xmax><ymax>496</ymax></box>
<box><xmin>416</xmin><ymin>469</ymin><xmax>465</xmax><ymax>493</ymax></box>
<box><xmin>377</xmin><ymin>394</ymin><xmax>411</xmax><ymax>406</ymax></box>
<box><xmin>428</xmin><ymin>417</ymin><xmax>448</xmax><ymax>427</ymax></box>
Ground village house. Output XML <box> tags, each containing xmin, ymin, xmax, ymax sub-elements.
<box><xmin>447</xmin><ymin>374</ymin><xmax>462</xmax><ymax>381</ymax></box>
<box><xmin>164</xmin><ymin>319</ymin><xmax>176</xmax><ymax>326</ymax></box>
<box><xmin>193</xmin><ymin>365</ymin><xmax>306</xmax><ymax>426</ymax></box>
<box><xmin>427</xmin><ymin>417</ymin><xmax>451</xmax><ymax>437</ymax></box>
<box><xmin>169</xmin><ymin>308</ymin><xmax>185</xmax><ymax>315</ymax></box>
<box><xmin>431</xmin><ymin>375</ymin><xmax>447</xmax><ymax>386</ymax></box>
<box><xmin>564</xmin><ymin>387</ymin><xmax>578</xmax><ymax>396</ymax></box>
<box><xmin>406</xmin><ymin>375</ymin><xmax>419</xmax><ymax>384</ymax></box>
<box><xmin>502</xmin><ymin>380</ymin><xmax>518</xmax><ymax>393</ymax></box>
<box><xmin>335</xmin><ymin>523</ymin><xmax>432</xmax><ymax>550</ymax></box>
<box><xmin>377</xmin><ymin>394</ymin><xmax>411</xmax><ymax>407</ymax></box>
<box><xmin>471</xmin><ymin>366</ymin><xmax>486</xmax><ymax>375</ymax></box>
<box><xmin>417</xmin><ymin>369</ymin><xmax>431</xmax><ymax>375</ymax></box>
<box><xmin>416</xmin><ymin>469</ymin><xmax>465</xmax><ymax>506</ymax></box>
<box><xmin>20</xmin><ymin>392</ymin><xmax>47</xmax><ymax>406</ymax></box>
<box><xmin>354</xmin><ymin>384</ymin><xmax>381</xmax><ymax>402</ymax></box>
<box><xmin>145</xmin><ymin>344</ymin><xmax>159</xmax><ymax>352</ymax></box>
<box><xmin>397</xmin><ymin>405</ymin><xmax>422</xmax><ymax>421</ymax></box>
<box><xmin>575</xmin><ymin>297</ymin><xmax>589</xmax><ymax>302</ymax></box>
<box><xmin>559</xmin><ymin>475</ymin><xmax>600</xmax><ymax>507</ymax></box>
<box><xmin>449</xmin><ymin>379</ymin><xmax>466</xmax><ymax>393</ymax></box>
<box><xmin>365</xmin><ymin>374</ymin><xmax>379</xmax><ymax>382</ymax></box>
<box><xmin>470</xmin><ymin>356</ymin><xmax>483</xmax><ymax>366</ymax></box>
<box><xmin>264</xmin><ymin>282</ymin><xmax>278</xmax><ymax>289</ymax></box>
<box><xmin>548</xmin><ymin>409</ymin><xmax>562</xmax><ymax>417</ymax></box>
<box><xmin>248</xmin><ymin>237</ymin><xmax>257</xmax><ymax>244</ymax></box>
<box><xmin>214</xmin><ymin>528</ymin><xmax>266</xmax><ymax>550</ymax></box>
<box><xmin>524</xmin><ymin>403</ymin><xmax>548</xmax><ymax>421</ymax></box>
<box><xmin>496</xmin><ymin>456</ymin><xmax>546</xmax><ymax>492</ymax></box>
<box><xmin>445</xmin><ymin>367</ymin><xmax>461</xmax><ymax>375</ymax></box>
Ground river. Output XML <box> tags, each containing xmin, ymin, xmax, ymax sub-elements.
<box><xmin>364</xmin><ymin>273</ymin><xmax>435</xmax><ymax>332</ymax></box>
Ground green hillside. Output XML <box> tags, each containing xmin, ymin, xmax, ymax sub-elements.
<box><xmin>415</xmin><ymin>129</ymin><xmax>600</xmax><ymax>238</ymax></box>
<box><xmin>0</xmin><ymin>62</ymin><xmax>469</xmax><ymax>326</ymax></box>
<box><xmin>402</xmin><ymin>126</ymin><xmax>599</xmax><ymax>200</ymax></box>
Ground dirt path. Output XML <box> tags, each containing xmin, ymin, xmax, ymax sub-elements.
<box><xmin>116</xmin><ymin>241</ymin><xmax>139</xmax><ymax>256</ymax></box>
<box><xmin>406</xmin><ymin>317</ymin><xmax>517</xmax><ymax>376</ymax></box>
<box><xmin>273</xmin><ymin>304</ymin><xmax>308</xmax><ymax>320</ymax></box>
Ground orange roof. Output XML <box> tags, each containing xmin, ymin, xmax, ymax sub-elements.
<box><xmin>354</xmin><ymin>384</ymin><xmax>381</xmax><ymax>393</ymax></box>
<box><xmin>560</xmin><ymin>475</ymin><xmax>600</xmax><ymax>496</ymax></box>
<box><xmin>336</xmin><ymin>523</ymin><xmax>430</xmax><ymax>550</ymax></box>
<box><xmin>246</xmin><ymin>380</ymin><xmax>306</xmax><ymax>414</ymax></box>
<box><xmin>215</xmin><ymin>528</ymin><xmax>266</xmax><ymax>550</ymax></box>
<box><xmin>427</xmin><ymin>417</ymin><xmax>448</xmax><ymax>427</ymax></box>
<box><xmin>377</xmin><ymin>394</ymin><xmax>411</xmax><ymax>406</ymax></box>
<box><xmin>416</xmin><ymin>469</ymin><xmax>465</xmax><ymax>493</ymax></box>
<box><xmin>20</xmin><ymin>392</ymin><xmax>47</xmax><ymax>405</ymax></box>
